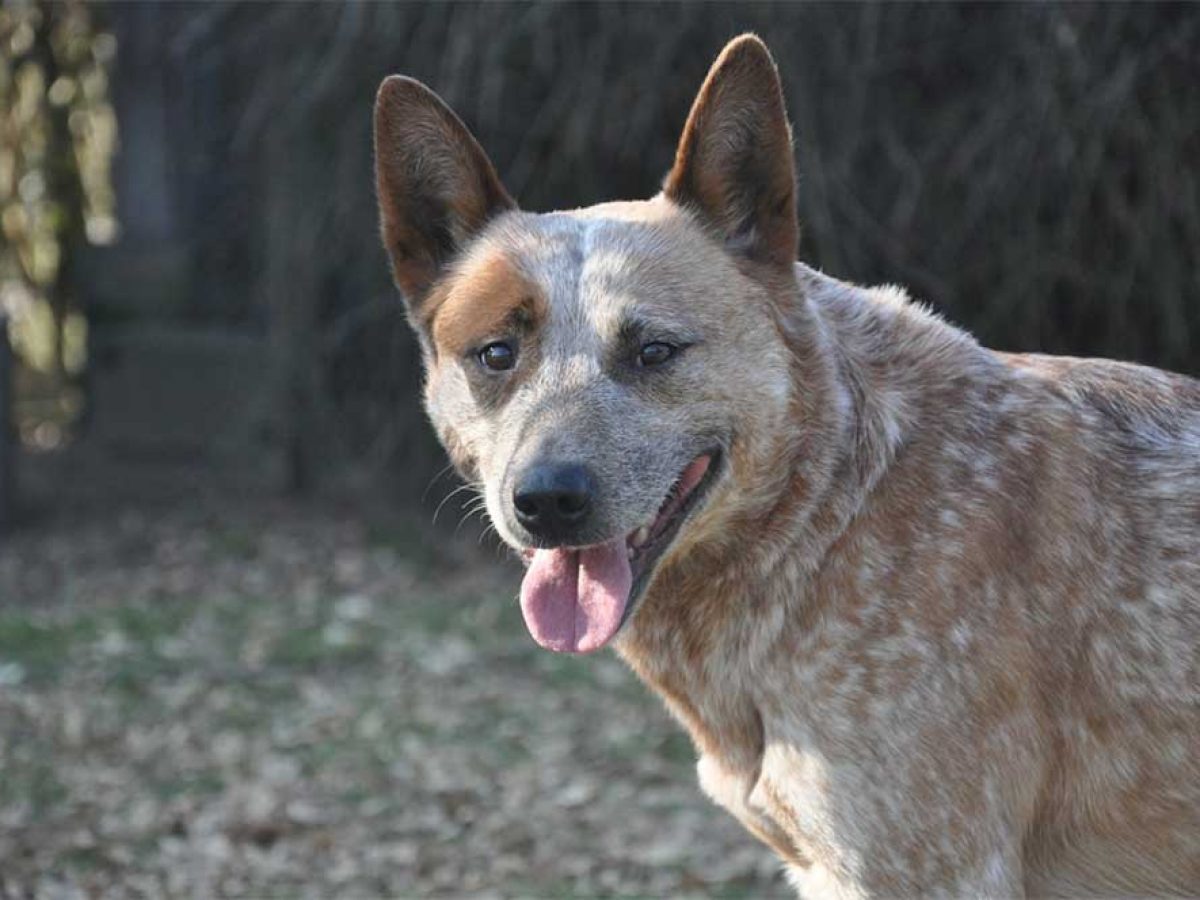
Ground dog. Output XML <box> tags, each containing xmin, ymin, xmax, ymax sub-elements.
<box><xmin>373</xmin><ymin>34</ymin><xmax>1199</xmax><ymax>898</ymax></box>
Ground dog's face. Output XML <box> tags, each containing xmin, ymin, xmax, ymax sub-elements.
<box><xmin>375</xmin><ymin>36</ymin><xmax>801</xmax><ymax>652</ymax></box>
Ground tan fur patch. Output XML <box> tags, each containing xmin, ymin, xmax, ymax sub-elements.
<box><xmin>427</xmin><ymin>252</ymin><xmax>544</xmax><ymax>359</ymax></box>
<box><xmin>374</xmin><ymin>76</ymin><xmax>514</xmax><ymax>308</ymax></box>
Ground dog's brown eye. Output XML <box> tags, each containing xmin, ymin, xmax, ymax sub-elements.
<box><xmin>638</xmin><ymin>341</ymin><xmax>676</xmax><ymax>367</ymax></box>
<box><xmin>478</xmin><ymin>341</ymin><xmax>516</xmax><ymax>371</ymax></box>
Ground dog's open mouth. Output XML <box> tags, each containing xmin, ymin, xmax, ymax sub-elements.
<box><xmin>518</xmin><ymin>450</ymin><xmax>721</xmax><ymax>654</ymax></box>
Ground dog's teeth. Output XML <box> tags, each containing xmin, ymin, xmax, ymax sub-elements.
<box><xmin>627</xmin><ymin>545</ymin><xmax>636</xmax><ymax>560</ymax></box>
<box><xmin>631</xmin><ymin>526</ymin><xmax>650</xmax><ymax>548</ymax></box>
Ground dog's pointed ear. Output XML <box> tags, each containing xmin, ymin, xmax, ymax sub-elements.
<box><xmin>663</xmin><ymin>34</ymin><xmax>798</xmax><ymax>269</ymax></box>
<box><xmin>374</xmin><ymin>76</ymin><xmax>515</xmax><ymax>316</ymax></box>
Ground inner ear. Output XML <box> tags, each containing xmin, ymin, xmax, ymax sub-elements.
<box><xmin>662</xmin><ymin>34</ymin><xmax>798</xmax><ymax>268</ymax></box>
<box><xmin>374</xmin><ymin>76</ymin><xmax>515</xmax><ymax>317</ymax></box>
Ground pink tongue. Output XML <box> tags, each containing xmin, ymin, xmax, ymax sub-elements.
<box><xmin>519</xmin><ymin>540</ymin><xmax>632</xmax><ymax>653</ymax></box>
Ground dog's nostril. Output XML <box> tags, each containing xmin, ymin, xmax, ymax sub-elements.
<box><xmin>514</xmin><ymin>492</ymin><xmax>540</xmax><ymax>518</ymax></box>
<box><xmin>556</xmin><ymin>490</ymin><xmax>588</xmax><ymax>519</ymax></box>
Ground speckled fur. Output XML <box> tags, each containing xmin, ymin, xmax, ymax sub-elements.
<box><xmin>375</xmin><ymin>35</ymin><xmax>1200</xmax><ymax>898</ymax></box>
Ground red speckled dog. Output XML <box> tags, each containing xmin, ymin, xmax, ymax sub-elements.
<box><xmin>374</xmin><ymin>34</ymin><xmax>1200</xmax><ymax>898</ymax></box>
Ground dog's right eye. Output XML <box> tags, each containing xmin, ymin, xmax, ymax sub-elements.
<box><xmin>638</xmin><ymin>341</ymin><xmax>677</xmax><ymax>367</ymax></box>
<box><xmin>478</xmin><ymin>341</ymin><xmax>516</xmax><ymax>372</ymax></box>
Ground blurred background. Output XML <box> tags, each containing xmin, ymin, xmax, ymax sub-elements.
<box><xmin>0</xmin><ymin>2</ymin><xmax>1197</xmax><ymax>897</ymax></box>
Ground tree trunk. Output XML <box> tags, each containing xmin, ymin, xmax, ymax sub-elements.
<box><xmin>261</xmin><ymin>135</ymin><xmax>325</xmax><ymax>493</ymax></box>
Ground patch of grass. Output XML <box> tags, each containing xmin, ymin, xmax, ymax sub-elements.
<box><xmin>57</xmin><ymin>846</ymin><xmax>109</xmax><ymax>872</ymax></box>
<box><xmin>149</xmin><ymin>769</ymin><xmax>226</xmax><ymax>799</ymax></box>
<box><xmin>216</xmin><ymin>685</ymin><xmax>293</xmax><ymax>729</ymax></box>
<box><xmin>203</xmin><ymin>592</ymin><xmax>261</xmax><ymax>654</ymax></box>
<box><xmin>0</xmin><ymin>757</ymin><xmax>68</xmax><ymax>814</ymax></box>
<box><xmin>655</xmin><ymin>730</ymin><xmax>697</xmax><ymax>766</ymax></box>
<box><xmin>0</xmin><ymin>613</ymin><xmax>98</xmax><ymax>682</ymax></box>
<box><xmin>604</xmin><ymin>727</ymin><xmax>696</xmax><ymax>769</ymax></box>
<box><xmin>398</xmin><ymin>592</ymin><xmax>461</xmax><ymax>636</ymax></box>
<box><xmin>502</xmin><ymin>878</ymin><xmax>592</xmax><ymax>900</ymax></box>
<box><xmin>268</xmin><ymin>623</ymin><xmax>378</xmax><ymax>668</ymax></box>
<box><xmin>406</xmin><ymin>590</ymin><xmax>526</xmax><ymax>654</ymax></box>
<box><xmin>110</xmin><ymin>603</ymin><xmax>190</xmax><ymax>646</ymax></box>
<box><xmin>528</xmin><ymin>651</ymin><xmax>647</xmax><ymax>706</ymax></box>
<box><xmin>708</xmin><ymin>877</ymin><xmax>787</xmax><ymax>899</ymax></box>
<box><xmin>210</xmin><ymin>526</ymin><xmax>260</xmax><ymax>560</ymax></box>
<box><xmin>337</xmin><ymin>783</ymin><xmax>378</xmax><ymax>806</ymax></box>
<box><xmin>106</xmin><ymin>655</ymin><xmax>188</xmax><ymax>700</ymax></box>
<box><xmin>365</xmin><ymin>518</ymin><xmax>444</xmax><ymax>574</ymax></box>
<box><xmin>532</xmin><ymin>652</ymin><xmax>607</xmax><ymax>689</ymax></box>
<box><xmin>268</xmin><ymin>625</ymin><xmax>330</xmax><ymax>667</ymax></box>
<box><xmin>0</xmin><ymin>602</ymin><xmax>194</xmax><ymax>683</ymax></box>
<box><xmin>295</xmin><ymin>737</ymin><xmax>357</xmax><ymax>778</ymax></box>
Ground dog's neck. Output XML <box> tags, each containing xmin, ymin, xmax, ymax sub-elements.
<box><xmin>615</xmin><ymin>263</ymin><xmax>991</xmax><ymax>766</ymax></box>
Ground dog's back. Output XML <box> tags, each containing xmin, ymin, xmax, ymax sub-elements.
<box><xmin>999</xmin><ymin>352</ymin><xmax>1199</xmax><ymax>895</ymax></box>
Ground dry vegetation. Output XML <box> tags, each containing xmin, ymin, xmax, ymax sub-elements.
<box><xmin>0</xmin><ymin>494</ymin><xmax>784</xmax><ymax>898</ymax></box>
<box><xmin>164</xmin><ymin>3</ymin><xmax>1200</xmax><ymax>485</ymax></box>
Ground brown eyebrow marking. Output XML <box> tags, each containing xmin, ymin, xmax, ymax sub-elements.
<box><xmin>428</xmin><ymin>252</ymin><xmax>546</xmax><ymax>359</ymax></box>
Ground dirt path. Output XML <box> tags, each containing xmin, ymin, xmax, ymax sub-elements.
<box><xmin>0</xmin><ymin>498</ymin><xmax>784</xmax><ymax>897</ymax></box>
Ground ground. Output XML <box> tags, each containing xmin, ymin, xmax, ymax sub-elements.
<box><xmin>0</xmin><ymin>486</ymin><xmax>784</xmax><ymax>898</ymax></box>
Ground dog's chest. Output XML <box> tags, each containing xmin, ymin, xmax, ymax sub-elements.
<box><xmin>693</xmin><ymin>712</ymin><xmax>881</xmax><ymax>894</ymax></box>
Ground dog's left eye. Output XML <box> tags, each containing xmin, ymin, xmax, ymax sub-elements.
<box><xmin>638</xmin><ymin>342</ymin><xmax>676</xmax><ymax>367</ymax></box>
<box><xmin>478</xmin><ymin>341</ymin><xmax>516</xmax><ymax>371</ymax></box>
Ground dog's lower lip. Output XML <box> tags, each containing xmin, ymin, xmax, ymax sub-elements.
<box><xmin>626</xmin><ymin>453</ymin><xmax>713</xmax><ymax>560</ymax></box>
<box><xmin>616</xmin><ymin>448</ymin><xmax>722</xmax><ymax>614</ymax></box>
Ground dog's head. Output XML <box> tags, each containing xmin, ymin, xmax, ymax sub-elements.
<box><xmin>375</xmin><ymin>36</ymin><xmax>805</xmax><ymax>653</ymax></box>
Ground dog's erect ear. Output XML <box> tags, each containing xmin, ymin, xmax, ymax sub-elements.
<box><xmin>374</xmin><ymin>76</ymin><xmax>515</xmax><ymax>315</ymax></box>
<box><xmin>663</xmin><ymin>35</ymin><xmax>798</xmax><ymax>268</ymax></box>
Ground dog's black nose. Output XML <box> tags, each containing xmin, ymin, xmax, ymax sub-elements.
<box><xmin>513</xmin><ymin>462</ymin><xmax>594</xmax><ymax>541</ymax></box>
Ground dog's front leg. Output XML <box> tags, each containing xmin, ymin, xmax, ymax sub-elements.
<box><xmin>696</xmin><ymin>753</ymin><xmax>810</xmax><ymax>869</ymax></box>
<box><xmin>750</xmin><ymin>761</ymin><xmax>1026</xmax><ymax>899</ymax></box>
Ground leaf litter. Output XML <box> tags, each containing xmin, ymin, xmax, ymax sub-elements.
<box><xmin>0</xmin><ymin>498</ymin><xmax>784</xmax><ymax>898</ymax></box>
